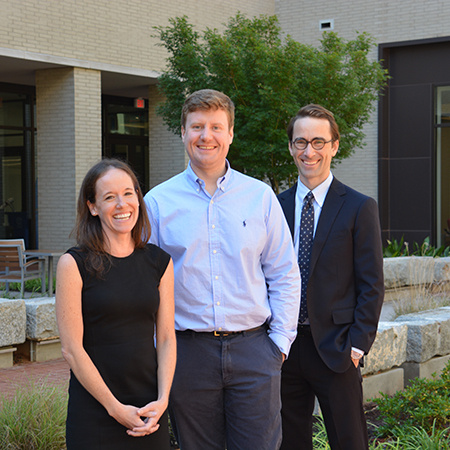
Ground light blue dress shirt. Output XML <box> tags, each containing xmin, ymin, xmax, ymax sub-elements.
<box><xmin>144</xmin><ymin>162</ymin><xmax>301</xmax><ymax>356</ymax></box>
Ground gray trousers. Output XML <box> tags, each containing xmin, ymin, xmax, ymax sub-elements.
<box><xmin>169</xmin><ymin>326</ymin><xmax>284</xmax><ymax>450</ymax></box>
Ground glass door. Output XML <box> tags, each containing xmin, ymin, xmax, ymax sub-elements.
<box><xmin>0</xmin><ymin>88</ymin><xmax>36</xmax><ymax>248</ymax></box>
<box><xmin>435</xmin><ymin>86</ymin><xmax>450</xmax><ymax>247</ymax></box>
<box><xmin>102</xmin><ymin>96</ymin><xmax>149</xmax><ymax>192</ymax></box>
<box><xmin>107</xmin><ymin>140</ymin><xmax>149</xmax><ymax>192</ymax></box>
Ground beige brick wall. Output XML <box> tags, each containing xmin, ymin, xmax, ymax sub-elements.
<box><xmin>1</xmin><ymin>0</ymin><xmax>274</xmax><ymax>73</ymax></box>
<box><xmin>276</xmin><ymin>0</ymin><xmax>450</xmax><ymax>200</ymax></box>
<box><xmin>332</xmin><ymin>110</ymin><xmax>379</xmax><ymax>200</ymax></box>
<box><xmin>148</xmin><ymin>85</ymin><xmax>187</xmax><ymax>189</ymax></box>
<box><xmin>276</xmin><ymin>0</ymin><xmax>450</xmax><ymax>46</ymax></box>
<box><xmin>36</xmin><ymin>67</ymin><xmax>101</xmax><ymax>250</ymax></box>
<box><xmin>74</xmin><ymin>69</ymin><xmax>102</xmax><ymax>195</ymax></box>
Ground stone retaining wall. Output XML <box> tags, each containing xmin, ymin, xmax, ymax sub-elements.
<box><xmin>0</xmin><ymin>299</ymin><xmax>26</xmax><ymax>348</ymax></box>
<box><xmin>384</xmin><ymin>255</ymin><xmax>450</xmax><ymax>289</ymax></box>
<box><xmin>363</xmin><ymin>307</ymin><xmax>450</xmax><ymax>400</ymax></box>
<box><xmin>362</xmin><ymin>256</ymin><xmax>450</xmax><ymax>400</ymax></box>
<box><xmin>0</xmin><ymin>298</ymin><xmax>26</xmax><ymax>368</ymax></box>
<box><xmin>24</xmin><ymin>297</ymin><xmax>59</xmax><ymax>340</ymax></box>
<box><xmin>0</xmin><ymin>297</ymin><xmax>61</xmax><ymax>365</ymax></box>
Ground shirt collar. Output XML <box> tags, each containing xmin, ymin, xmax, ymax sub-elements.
<box><xmin>296</xmin><ymin>172</ymin><xmax>333</xmax><ymax>208</ymax></box>
<box><xmin>186</xmin><ymin>160</ymin><xmax>232</xmax><ymax>192</ymax></box>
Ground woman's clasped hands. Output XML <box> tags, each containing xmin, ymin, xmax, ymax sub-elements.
<box><xmin>119</xmin><ymin>399</ymin><xmax>168</xmax><ymax>438</ymax></box>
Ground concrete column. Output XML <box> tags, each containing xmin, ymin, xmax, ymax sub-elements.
<box><xmin>148</xmin><ymin>85</ymin><xmax>186</xmax><ymax>189</ymax></box>
<box><xmin>35</xmin><ymin>67</ymin><xmax>101</xmax><ymax>250</ymax></box>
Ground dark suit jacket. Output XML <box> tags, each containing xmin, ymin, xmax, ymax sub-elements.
<box><xmin>278</xmin><ymin>178</ymin><xmax>384</xmax><ymax>373</ymax></box>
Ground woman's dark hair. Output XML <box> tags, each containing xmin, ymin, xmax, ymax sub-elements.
<box><xmin>74</xmin><ymin>158</ymin><xmax>151</xmax><ymax>277</ymax></box>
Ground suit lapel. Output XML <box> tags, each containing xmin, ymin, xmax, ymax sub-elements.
<box><xmin>279</xmin><ymin>184</ymin><xmax>297</xmax><ymax>239</ymax></box>
<box><xmin>309</xmin><ymin>179</ymin><xmax>346</xmax><ymax>274</ymax></box>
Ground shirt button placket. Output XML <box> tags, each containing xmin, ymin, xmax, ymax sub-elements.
<box><xmin>210</xmin><ymin>195</ymin><xmax>222</xmax><ymax>328</ymax></box>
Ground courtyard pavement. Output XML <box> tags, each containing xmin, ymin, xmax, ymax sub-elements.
<box><xmin>0</xmin><ymin>357</ymin><xmax>69</xmax><ymax>402</ymax></box>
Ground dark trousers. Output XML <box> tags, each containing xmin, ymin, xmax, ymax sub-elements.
<box><xmin>280</xmin><ymin>329</ymin><xmax>368</xmax><ymax>450</ymax></box>
<box><xmin>170</xmin><ymin>326</ymin><xmax>284</xmax><ymax>450</ymax></box>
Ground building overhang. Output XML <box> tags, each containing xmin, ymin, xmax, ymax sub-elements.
<box><xmin>0</xmin><ymin>47</ymin><xmax>159</xmax><ymax>97</ymax></box>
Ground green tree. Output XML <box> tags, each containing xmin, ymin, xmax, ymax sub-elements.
<box><xmin>155</xmin><ymin>14</ymin><xmax>389</xmax><ymax>193</ymax></box>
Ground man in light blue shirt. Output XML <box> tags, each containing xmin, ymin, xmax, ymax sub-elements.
<box><xmin>144</xmin><ymin>89</ymin><xmax>300</xmax><ymax>450</ymax></box>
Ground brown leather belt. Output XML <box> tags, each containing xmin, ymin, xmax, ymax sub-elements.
<box><xmin>176</xmin><ymin>325</ymin><xmax>264</xmax><ymax>338</ymax></box>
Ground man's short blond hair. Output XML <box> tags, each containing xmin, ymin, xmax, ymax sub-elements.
<box><xmin>181</xmin><ymin>89</ymin><xmax>235</xmax><ymax>130</ymax></box>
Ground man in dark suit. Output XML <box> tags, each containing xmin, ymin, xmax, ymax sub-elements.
<box><xmin>278</xmin><ymin>104</ymin><xmax>384</xmax><ymax>449</ymax></box>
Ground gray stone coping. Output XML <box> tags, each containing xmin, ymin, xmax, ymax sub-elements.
<box><xmin>0</xmin><ymin>298</ymin><xmax>26</xmax><ymax>347</ymax></box>
<box><xmin>363</xmin><ymin>322</ymin><xmax>408</xmax><ymax>376</ymax></box>
<box><xmin>383</xmin><ymin>256</ymin><xmax>450</xmax><ymax>289</ymax></box>
<box><xmin>363</xmin><ymin>306</ymin><xmax>450</xmax><ymax>376</ymax></box>
<box><xmin>24</xmin><ymin>297</ymin><xmax>59</xmax><ymax>340</ymax></box>
<box><xmin>393</xmin><ymin>306</ymin><xmax>450</xmax><ymax>363</ymax></box>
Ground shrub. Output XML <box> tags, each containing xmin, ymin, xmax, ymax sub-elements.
<box><xmin>0</xmin><ymin>380</ymin><xmax>68</xmax><ymax>449</ymax></box>
<box><xmin>312</xmin><ymin>414</ymin><xmax>402</xmax><ymax>449</ymax></box>
<box><xmin>0</xmin><ymin>277</ymin><xmax>55</xmax><ymax>294</ymax></box>
<box><xmin>394</xmin><ymin>421</ymin><xmax>450</xmax><ymax>449</ymax></box>
<box><xmin>372</xmin><ymin>361</ymin><xmax>450</xmax><ymax>438</ymax></box>
<box><xmin>384</xmin><ymin>236</ymin><xmax>450</xmax><ymax>258</ymax></box>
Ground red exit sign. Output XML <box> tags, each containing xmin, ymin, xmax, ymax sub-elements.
<box><xmin>134</xmin><ymin>98</ymin><xmax>145</xmax><ymax>109</ymax></box>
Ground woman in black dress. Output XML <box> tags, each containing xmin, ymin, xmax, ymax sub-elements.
<box><xmin>56</xmin><ymin>159</ymin><xmax>176</xmax><ymax>449</ymax></box>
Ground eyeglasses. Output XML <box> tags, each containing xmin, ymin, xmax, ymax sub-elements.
<box><xmin>292</xmin><ymin>138</ymin><xmax>333</xmax><ymax>151</ymax></box>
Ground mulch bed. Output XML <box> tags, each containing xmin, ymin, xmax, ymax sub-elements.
<box><xmin>365</xmin><ymin>401</ymin><xmax>385</xmax><ymax>442</ymax></box>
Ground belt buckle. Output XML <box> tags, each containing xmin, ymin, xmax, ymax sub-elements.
<box><xmin>214</xmin><ymin>331</ymin><xmax>229</xmax><ymax>337</ymax></box>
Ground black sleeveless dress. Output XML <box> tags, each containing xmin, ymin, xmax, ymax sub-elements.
<box><xmin>65</xmin><ymin>244</ymin><xmax>171</xmax><ymax>450</ymax></box>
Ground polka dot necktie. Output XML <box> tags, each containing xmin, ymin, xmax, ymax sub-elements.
<box><xmin>298</xmin><ymin>191</ymin><xmax>314</xmax><ymax>323</ymax></box>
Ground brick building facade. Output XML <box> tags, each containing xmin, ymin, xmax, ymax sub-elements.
<box><xmin>0</xmin><ymin>0</ymin><xmax>449</xmax><ymax>250</ymax></box>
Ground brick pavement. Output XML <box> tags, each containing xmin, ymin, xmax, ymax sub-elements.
<box><xmin>0</xmin><ymin>358</ymin><xmax>70</xmax><ymax>402</ymax></box>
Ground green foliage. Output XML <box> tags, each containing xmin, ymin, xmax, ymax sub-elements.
<box><xmin>411</xmin><ymin>236</ymin><xmax>450</xmax><ymax>257</ymax></box>
<box><xmin>314</xmin><ymin>362</ymin><xmax>450</xmax><ymax>447</ymax></box>
<box><xmin>0</xmin><ymin>277</ymin><xmax>56</xmax><ymax>294</ymax></box>
<box><xmin>312</xmin><ymin>414</ymin><xmax>402</xmax><ymax>449</ymax></box>
<box><xmin>372</xmin><ymin>362</ymin><xmax>450</xmax><ymax>439</ymax></box>
<box><xmin>394</xmin><ymin>421</ymin><xmax>450</xmax><ymax>449</ymax></box>
<box><xmin>312</xmin><ymin>415</ymin><xmax>330</xmax><ymax>448</ymax></box>
<box><xmin>383</xmin><ymin>236</ymin><xmax>450</xmax><ymax>258</ymax></box>
<box><xmin>383</xmin><ymin>236</ymin><xmax>407</xmax><ymax>257</ymax></box>
<box><xmin>154</xmin><ymin>14</ymin><xmax>389</xmax><ymax>193</ymax></box>
<box><xmin>0</xmin><ymin>381</ymin><xmax>68</xmax><ymax>449</ymax></box>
